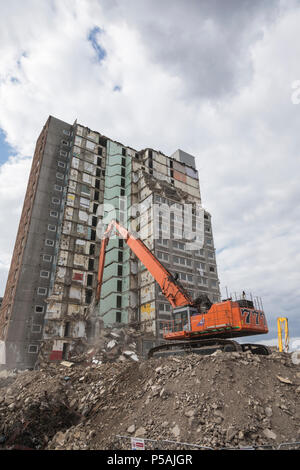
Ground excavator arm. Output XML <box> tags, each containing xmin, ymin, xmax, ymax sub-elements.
<box><xmin>96</xmin><ymin>220</ymin><xmax>193</xmax><ymax>308</ymax></box>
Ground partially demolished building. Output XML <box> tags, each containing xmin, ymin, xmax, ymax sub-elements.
<box><xmin>0</xmin><ymin>116</ymin><xmax>220</xmax><ymax>368</ymax></box>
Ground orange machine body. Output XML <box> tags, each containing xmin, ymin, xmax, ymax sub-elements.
<box><xmin>163</xmin><ymin>300</ymin><xmax>268</xmax><ymax>341</ymax></box>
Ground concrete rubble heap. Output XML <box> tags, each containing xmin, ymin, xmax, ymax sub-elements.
<box><xmin>0</xmin><ymin>350</ymin><xmax>299</xmax><ymax>450</ymax></box>
<box><xmin>65</xmin><ymin>326</ymin><xmax>142</xmax><ymax>365</ymax></box>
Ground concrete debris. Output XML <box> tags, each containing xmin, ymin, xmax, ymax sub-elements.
<box><xmin>276</xmin><ymin>375</ymin><xmax>293</xmax><ymax>385</ymax></box>
<box><xmin>0</xmin><ymin>350</ymin><xmax>299</xmax><ymax>450</ymax></box>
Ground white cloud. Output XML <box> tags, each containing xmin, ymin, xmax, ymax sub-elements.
<box><xmin>0</xmin><ymin>0</ymin><xmax>299</xmax><ymax>344</ymax></box>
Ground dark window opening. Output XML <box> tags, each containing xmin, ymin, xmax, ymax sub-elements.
<box><xmin>62</xmin><ymin>343</ymin><xmax>69</xmax><ymax>360</ymax></box>
<box><xmin>85</xmin><ymin>289</ymin><xmax>93</xmax><ymax>304</ymax></box>
<box><xmin>118</xmin><ymin>251</ymin><xmax>123</xmax><ymax>263</ymax></box>
<box><xmin>119</xmin><ymin>239</ymin><xmax>124</xmax><ymax>248</ymax></box>
<box><xmin>87</xmin><ymin>274</ymin><xmax>93</xmax><ymax>287</ymax></box>
<box><xmin>117</xmin><ymin>280</ymin><xmax>122</xmax><ymax>292</ymax></box>
<box><xmin>121</xmin><ymin>157</ymin><xmax>126</xmax><ymax>167</ymax></box>
<box><xmin>91</xmin><ymin>229</ymin><xmax>96</xmax><ymax>241</ymax></box>
<box><xmin>64</xmin><ymin>322</ymin><xmax>70</xmax><ymax>337</ymax></box>
<box><xmin>94</xmin><ymin>190</ymin><xmax>99</xmax><ymax>201</ymax></box>
<box><xmin>97</xmin><ymin>147</ymin><xmax>102</xmax><ymax>156</ymax></box>
<box><xmin>122</xmin><ymin>148</ymin><xmax>126</xmax><ymax>156</ymax></box>
<box><xmin>121</xmin><ymin>167</ymin><xmax>125</xmax><ymax>177</ymax></box>
<box><xmin>169</xmin><ymin>160</ymin><xmax>173</xmax><ymax>168</ymax></box>
<box><xmin>99</xmin><ymin>136</ymin><xmax>107</xmax><ymax>147</ymax></box>
<box><xmin>97</xmin><ymin>157</ymin><xmax>102</xmax><ymax>166</ymax></box>
<box><xmin>116</xmin><ymin>296</ymin><xmax>122</xmax><ymax>308</ymax></box>
<box><xmin>89</xmin><ymin>244</ymin><xmax>95</xmax><ymax>255</ymax></box>
<box><xmin>148</xmin><ymin>150</ymin><xmax>153</xmax><ymax>158</ymax></box>
<box><xmin>92</xmin><ymin>216</ymin><xmax>97</xmax><ymax>227</ymax></box>
<box><xmin>96</xmin><ymin>168</ymin><xmax>101</xmax><ymax>177</ymax></box>
<box><xmin>116</xmin><ymin>311</ymin><xmax>122</xmax><ymax>323</ymax></box>
<box><xmin>93</xmin><ymin>203</ymin><xmax>98</xmax><ymax>214</ymax></box>
<box><xmin>121</xmin><ymin>178</ymin><xmax>125</xmax><ymax>188</ymax></box>
<box><xmin>95</xmin><ymin>179</ymin><xmax>100</xmax><ymax>189</ymax></box>
<box><xmin>88</xmin><ymin>259</ymin><xmax>94</xmax><ymax>270</ymax></box>
<box><xmin>118</xmin><ymin>265</ymin><xmax>123</xmax><ymax>276</ymax></box>
<box><xmin>120</xmin><ymin>189</ymin><xmax>125</xmax><ymax>196</ymax></box>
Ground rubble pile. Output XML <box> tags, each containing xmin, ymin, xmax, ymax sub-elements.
<box><xmin>67</xmin><ymin>326</ymin><xmax>142</xmax><ymax>365</ymax></box>
<box><xmin>0</xmin><ymin>350</ymin><xmax>299</xmax><ymax>450</ymax></box>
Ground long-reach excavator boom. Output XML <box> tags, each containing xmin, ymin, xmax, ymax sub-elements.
<box><xmin>97</xmin><ymin>219</ymin><xmax>270</xmax><ymax>357</ymax></box>
<box><xmin>97</xmin><ymin>219</ymin><xmax>192</xmax><ymax>307</ymax></box>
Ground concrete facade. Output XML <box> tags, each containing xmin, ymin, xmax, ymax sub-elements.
<box><xmin>0</xmin><ymin>116</ymin><xmax>220</xmax><ymax>368</ymax></box>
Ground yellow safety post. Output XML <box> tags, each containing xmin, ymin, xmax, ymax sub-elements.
<box><xmin>277</xmin><ymin>317</ymin><xmax>289</xmax><ymax>352</ymax></box>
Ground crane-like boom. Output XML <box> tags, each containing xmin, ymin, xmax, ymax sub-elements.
<box><xmin>96</xmin><ymin>219</ymin><xmax>193</xmax><ymax>307</ymax></box>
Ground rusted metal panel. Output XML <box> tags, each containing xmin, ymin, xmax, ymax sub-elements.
<box><xmin>173</xmin><ymin>169</ymin><xmax>187</xmax><ymax>183</ymax></box>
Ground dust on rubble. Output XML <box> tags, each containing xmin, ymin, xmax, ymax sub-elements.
<box><xmin>0</xmin><ymin>346</ymin><xmax>299</xmax><ymax>450</ymax></box>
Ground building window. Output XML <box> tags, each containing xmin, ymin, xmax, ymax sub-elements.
<box><xmin>52</xmin><ymin>197</ymin><xmax>60</xmax><ymax>205</ymax></box>
<box><xmin>116</xmin><ymin>296</ymin><xmax>122</xmax><ymax>308</ymax></box>
<box><xmin>122</xmin><ymin>148</ymin><xmax>126</xmax><ymax>156</ymax></box>
<box><xmin>158</xmin><ymin>303</ymin><xmax>171</xmax><ymax>312</ymax></box>
<box><xmin>48</xmin><ymin>224</ymin><xmax>57</xmax><ymax>232</ymax></box>
<box><xmin>61</xmin><ymin>139</ymin><xmax>69</xmax><ymax>146</ymax></box>
<box><xmin>43</xmin><ymin>254</ymin><xmax>52</xmax><ymax>262</ymax></box>
<box><xmin>40</xmin><ymin>270</ymin><xmax>50</xmax><ymax>278</ymax></box>
<box><xmin>118</xmin><ymin>265</ymin><xmax>123</xmax><ymax>276</ymax></box>
<box><xmin>56</xmin><ymin>172</ymin><xmax>64</xmax><ymax>180</ymax></box>
<box><xmin>50</xmin><ymin>211</ymin><xmax>58</xmax><ymax>218</ymax></box>
<box><xmin>54</xmin><ymin>184</ymin><xmax>62</xmax><ymax>191</ymax></box>
<box><xmin>87</xmin><ymin>274</ymin><xmax>93</xmax><ymax>287</ymax></box>
<box><xmin>116</xmin><ymin>311</ymin><xmax>122</xmax><ymax>323</ymax></box>
<box><xmin>63</xmin><ymin>130</ymin><xmax>71</xmax><ymax>136</ymax></box>
<box><xmin>28</xmin><ymin>345</ymin><xmax>38</xmax><ymax>353</ymax></box>
<box><xmin>32</xmin><ymin>324</ymin><xmax>42</xmax><ymax>333</ymax></box>
<box><xmin>35</xmin><ymin>305</ymin><xmax>44</xmax><ymax>313</ymax></box>
<box><xmin>58</xmin><ymin>161</ymin><xmax>66</xmax><ymax>169</ymax></box>
<box><xmin>60</xmin><ymin>150</ymin><xmax>68</xmax><ymax>157</ymax></box>
<box><xmin>209</xmin><ymin>266</ymin><xmax>215</xmax><ymax>272</ymax></box>
<box><xmin>117</xmin><ymin>280</ymin><xmax>122</xmax><ymax>292</ymax></box>
<box><xmin>45</xmin><ymin>239</ymin><xmax>55</xmax><ymax>247</ymax></box>
<box><xmin>37</xmin><ymin>287</ymin><xmax>47</xmax><ymax>296</ymax></box>
<box><xmin>157</xmin><ymin>251</ymin><xmax>169</xmax><ymax>262</ymax></box>
<box><xmin>88</xmin><ymin>259</ymin><xmax>94</xmax><ymax>270</ymax></box>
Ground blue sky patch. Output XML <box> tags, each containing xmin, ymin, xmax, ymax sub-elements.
<box><xmin>88</xmin><ymin>26</ymin><xmax>106</xmax><ymax>62</ymax></box>
<box><xmin>0</xmin><ymin>129</ymin><xmax>16</xmax><ymax>165</ymax></box>
<box><xmin>113</xmin><ymin>85</ymin><xmax>122</xmax><ymax>92</ymax></box>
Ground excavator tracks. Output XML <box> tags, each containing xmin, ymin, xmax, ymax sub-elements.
<box><xmin>148</xmin><ymin>339</ymin><xmax>271</xmax><ymax>359</ymax></box>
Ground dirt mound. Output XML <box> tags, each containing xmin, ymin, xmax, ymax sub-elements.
<box><xmin>0</xmin><ymin>350</ymin><xmax>299</xmax><ymax>450</ymax></box>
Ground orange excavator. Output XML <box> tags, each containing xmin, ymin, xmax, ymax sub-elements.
<box><xmin>97</xmin><ymin>220</ymin><xmax>270</xmax><ymax>357</ymax></box>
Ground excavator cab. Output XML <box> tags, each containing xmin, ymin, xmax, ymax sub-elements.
<box><xmin>168</xmin><ymin>306</ymin><xmax>198</xmax><ymax>333</ymax></box>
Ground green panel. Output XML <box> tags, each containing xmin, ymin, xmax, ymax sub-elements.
<box><xmin>98</xmin><ymin>140</ymin><xmax>132</xmax><ymax>322</ymax></box>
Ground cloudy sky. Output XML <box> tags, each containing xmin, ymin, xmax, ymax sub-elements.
<box><xmin>0</xmin><ymin>0</ymin><xmax>299</xmax><ymax>346</ymax></box>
